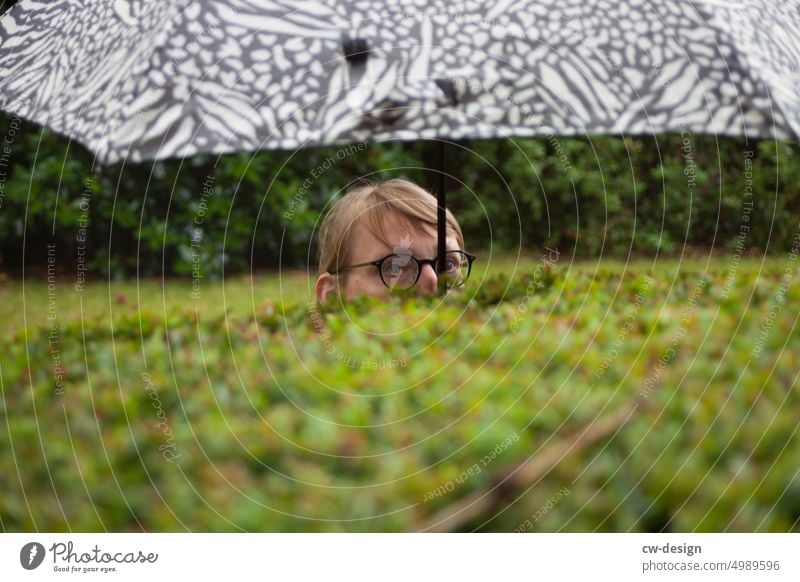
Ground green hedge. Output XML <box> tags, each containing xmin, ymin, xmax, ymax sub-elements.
<box><xmin>2</xmin><ymin>261</ymin><xmax>798</xmax><ymax>531</ymax></box>
<box><xmin>2</xmin><ymin>111</ymin><xmax>800</xmax><ymax>278</ymax></box>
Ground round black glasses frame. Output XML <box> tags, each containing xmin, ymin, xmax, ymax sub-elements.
<box><xmin>332</xmin><ymin>250</ymin><xmax>476</xmax><ymax>290</ymax></box>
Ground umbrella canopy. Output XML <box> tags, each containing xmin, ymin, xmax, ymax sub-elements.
<box><xmin>1</xmin><ymin>0</ymin><xmax>799</xmax><ymax>165</ymax></box>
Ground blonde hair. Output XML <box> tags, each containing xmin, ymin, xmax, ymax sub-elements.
<box><xmin>317</xmin><ymin>179</ymin><xmax>464</xmax><ymax>275</ymax></box>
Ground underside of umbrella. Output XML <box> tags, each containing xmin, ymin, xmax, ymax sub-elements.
<box><xmin>2</xmin><ymin>0</ymin><xmax>799</xmax><ymax>164</ymax></box>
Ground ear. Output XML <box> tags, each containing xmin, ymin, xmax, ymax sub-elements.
<box><xmin>315</xmin><ymin>272</ymin><xmax>338</xmax><ymax>304</ymax></box>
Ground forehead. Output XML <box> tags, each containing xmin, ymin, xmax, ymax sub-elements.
<box><xmin>347</xmin><ymin>213</ymin><xmax>458</xmax><ymax>265</ymax></box>
<box><xmin>357</xmin><ymin>211</ymin><xmax>435</xmax><ymax>249</ymax></box>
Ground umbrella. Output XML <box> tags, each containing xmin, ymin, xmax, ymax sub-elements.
<box><xmin>2</xmin><ymin>0</ymin><xmax>800</xmax><ymax>270</ymax></box>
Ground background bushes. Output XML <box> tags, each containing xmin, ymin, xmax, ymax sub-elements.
<box><xmin>1</xmin><ymin>112</ymin><xmax>798</xmax><ymax>279</ymax></box>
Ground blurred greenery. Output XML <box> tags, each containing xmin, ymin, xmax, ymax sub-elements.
<box><xmin>0</xmin><ymin>1</ymin><xmax>17</xmax><ymax>16</ymax></box>
<box><xmin>1</xmin><ymin>259</ymin><xmax>798</xmax><ymax>532</ymax></box>
<box><xmin>0</xmin><ymin>248</ymin><xmax>533</xmax><ymax>334</ymax></box>
<box><xmin>1</xmin><ymin>110</ymin><xmax>797</xmax><ymax>280</ymax></box>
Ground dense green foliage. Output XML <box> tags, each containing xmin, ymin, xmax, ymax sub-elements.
<box><xmin>2</xmin><ymin>111</ymin><xmax>799</xmax><ymax>278</ymax></box>
<box><xmin>2</xmin><ymin>261</ymin><xmax>798</xmax><ymax>532</ymax></box>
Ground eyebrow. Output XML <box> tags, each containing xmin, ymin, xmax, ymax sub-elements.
<box><xmin>374</xmin><ymin>244</ymin><xmax>461</xmax><ymax>261</ymax></box>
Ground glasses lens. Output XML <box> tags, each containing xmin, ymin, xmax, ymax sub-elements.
<box><xmin>441</xmin><ymin>251</ymin><xmax>470</xmax><ymax>288</ymax></box>
<box><xmin>381</xmin><ymin>254</ymin><xmax>419</xmax><ymax>289</ymax></box>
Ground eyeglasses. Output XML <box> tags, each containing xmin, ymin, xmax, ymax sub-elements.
<box><xmin>332</xmin><ymin>250</ymin><xmax>477</xmax><ymax>290</ymax></box>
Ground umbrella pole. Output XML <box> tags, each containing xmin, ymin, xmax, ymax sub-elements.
<box><xmin>436</xmin><ymin>140</ymin><xmax>446</xmax><ymax>292</ymax></box>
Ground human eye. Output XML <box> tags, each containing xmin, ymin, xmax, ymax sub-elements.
<box><xmin>382</xmin><ymin>255</ymin><xmax>416</xmax><ymax>282</ymax></box>
<box><xmin>385</xmin><ymin>261</ymin><xmax>406</xmax><ymax>277</ymax></box>
<box><xmin>443</xmin><ymin>254</ymin><xmax>462</xmax><ymax>273</ymax></box>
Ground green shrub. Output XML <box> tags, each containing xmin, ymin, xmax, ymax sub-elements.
<box><xmin>2</xmin><ymin>261</ymin><xmax>798</xmax><ymax>531</ymax></box>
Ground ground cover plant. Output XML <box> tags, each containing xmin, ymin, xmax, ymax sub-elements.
<box><xmin>2</xmin><ymin>257</ymin><xmax>798</xmax><ymax>532</ymax></box>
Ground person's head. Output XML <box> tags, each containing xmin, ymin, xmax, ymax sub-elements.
<box><xmin>315</xmin><ymin>179</ymin><xmax>473</xmax><ymax>303</ymax></box>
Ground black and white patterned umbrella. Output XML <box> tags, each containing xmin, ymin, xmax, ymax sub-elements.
<box><xmin>1</xmin><ymin>0</ymin><xmax>800</xmax><ymax>165</ymax></box>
